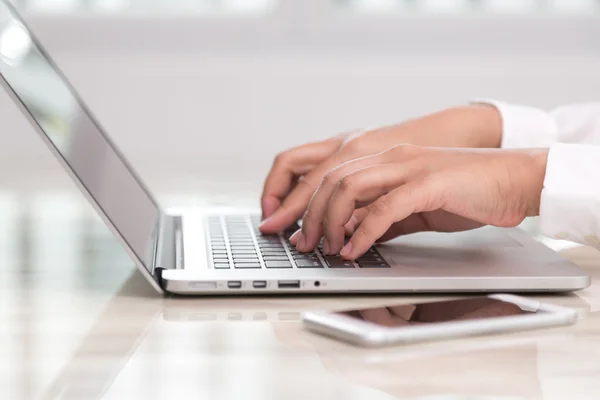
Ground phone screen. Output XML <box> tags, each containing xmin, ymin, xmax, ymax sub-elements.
<box><xmin>337</xmin><ymin>297</ymin><xmax>538</xmax><ymax>328</ymax></box>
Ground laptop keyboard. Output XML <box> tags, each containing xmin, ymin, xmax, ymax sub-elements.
<box><xmin>207</xmin><ymin>215</ymin><xmax>390</xmax><ymax>270</ymax></box>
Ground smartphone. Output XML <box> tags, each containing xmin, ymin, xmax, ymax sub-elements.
<box><xmin>302</xmin><ymin>294</ymin><xmax>578</xmax><ymax>347</ymax></box>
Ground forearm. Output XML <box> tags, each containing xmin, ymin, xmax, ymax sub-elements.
<box><xmin>403</xmin><ymin>104</ymin><xmax>503</xmax><ymax>148</ymax></box>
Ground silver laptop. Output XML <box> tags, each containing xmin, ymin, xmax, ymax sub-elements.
<box><xmin>0</xmin><ymin>1</ymin><xmax>590</xmax><ymax>295</ymax></box>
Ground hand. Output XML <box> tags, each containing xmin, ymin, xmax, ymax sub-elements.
<box><xmin>291</xmin><ymin>145</ymin><xmax>548</xmax><ymax>259</ymax></box>
<box><xmin>259</xmin><ymin>105</ymin><xmax>502</xmax><ymax>234</ymax></box>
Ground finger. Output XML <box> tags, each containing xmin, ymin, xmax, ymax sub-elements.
<box><xmin>299</xmin><ymin>152</ymin><xmax>398</xmax><ymax>252</ymax></box>
<box><xmin>260</xmin><ymin>151</ymin><xmax>357</xmax><ymax>234</ymax></box>
<box><xmin>261</xmin><ymin>139</ymin><xmax>341</xmax><ymax>220</ymax></box>
<box><xmin>262</xmin><ymin>141</ymin><xmax>421</xmax><ymax>235</ymax></box>
<box><xmin>344</xmin><ymin>208</ymin><xmax>368</xmax><ymax>236</ymax></box>
<box><xmin>345</xmin><ymin>213</ymin><xmax>430</xmax><ymax>243</ymax></box>
<box><xmin>260</xmin><ymin>178</ymin><xmax>319</xmax><ymax>235</ymax></box>
<box><xmin>341</xmin><ymin>181</ymin><xmax>440</xmax><ymax>260</ymax></box>
<box><xmin>359</xmin><ymin>308</ymin><xmax>395</xmax><ymax>327</ymax></box>
<box><xmin>375</xmin><ymin>215</ymin><xmax>430</xmax><ymax>242</ymax></box>
<box><xmin>324</xmin><ymin>163</ymin><xmax>425</xmax><ymax>255</ymax></box>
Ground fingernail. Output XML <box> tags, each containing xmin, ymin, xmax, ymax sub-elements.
<box><xmin>289</xmin><ymin>229</ymin><xmax>302</xmax><ymax>245</ymax></box>
<box><xmin>296</xmin><ymin>232</ymin><xmax>306</xmax><ymax>250</ymax></box>
<box><xmin>258</xmin><ymin>217</ymin><xmax>272</xmax><ymax>229</ymax></box>
<box><xmin>322</xmin><ymin>238</ymin><xmax>330</xmax><ymax>255</ymax></box>
<box><xmin>340</xmin><ymin>242</ymin><xmax>353</xmax><ymax>258</ymax></box>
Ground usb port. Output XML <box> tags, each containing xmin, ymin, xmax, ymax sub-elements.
<box><xmin>278</xmin><ymin>280</ymin><xmax>301</xmax><ymax>289</ymax></box>
<box><xmin>253</xmin><ymin>281</ymin><xmax>267</xmax><ymax>289</ymax></box>
<box><xmin>227</xmin><ymin>281</ymin><xmax>242</xmax><ymax>289</ymax></box>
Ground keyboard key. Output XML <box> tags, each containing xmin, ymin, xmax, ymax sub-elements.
<box><xmin>234</xmin><ymin>263</ymin><xmax>261</xmax><ymax>269</ymax></box>
<box><xmin>329</xmin><ymin>262</ymin><xmax>354</xmax><ymax>268</ymax></box>
<box><xmin>358</xmin><ymin>261</ymin><xmax>390</xmax><ymax>268</ymax></box>
<box><xmin>293</xmin><ymin>254</ymin><xmax>319</xmax><ymax>260</ymax></box>
<box><xmin>357</xmin><ymin>255</ymin><xmax>384</xmax><ymax>262</ymax></box>
<box><xmin>214</xmin><ymin>263</ymin><xmax>230</xmax><ymax>269</ymax></box>
<box><xmin>261</xmin><ymin>250</ymin><xmax>287</xmax><ymax>255</ymax></box>
<box><xmin>232</xmin><ymin>251</ymin><xmax>258</xmax><ymax>255</ymax></box>
<box><xmin>260</xmin><ymin>242</ymin><xmax>283</xmax><ymax>247</ymax></box>
<box><xmin>325</xmin><ymin>257</ymin><xmax>354</xmax><ymax>268</ymax></box>
<box><xmin>230</xmin><ymin>246</ymin><xmax>256</xmax><ymax>251</ymax></box>
<box><xmin>263</xmin><ymin>256</ymin><xmax>290</xmax><ymax>261</ymax></box>
<box><xmin>259</xmin><ymin>246</ymin><xmax>285</xmax><ymax>251</ymax></box>
<box><xmin>233</xmin><ymin>258</ymin><xmax>260</xmax><ymax>263</ymax></box>
<box><xmin>212</xmin><ymin>250</ymin><xmax>228</xmax><ymax>255</ymax></box>
<box><xmin>265</xmin><ymin>261</ymin><xmax>293</xmax><ymax>269</ymax></box>
<box><xmin>295</xmin><ymin>260</ymin><xmax>324</xmax><ymax>268</ymax></box>
<box><xmin>257</xmin><ymin>238</ymin><xmax>281</xmax><ymax>243</ymax></box>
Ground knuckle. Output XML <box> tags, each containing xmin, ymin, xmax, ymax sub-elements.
<box><xmin>338</xmin><ymin>174</ymin><xmax>358</xmax><ymax>193</ymax></box>
<box><xmin>273</xmin><ymin>151</ymin><xmax>291</xmax><ymax>167</ymax></box>
<box><xmin>369</xmin><ymin>197</ymin><xmax>393</xmax><ymax>218</ymax></box>
<box><xmin>296</xmin><ymin>177</ymin><xmax>312</xmax><ymax>189</ymax></box>
<box><xmin>341</xmin><ymin>137</ymin><xmax>366</xmax><ymax>154</ymax></box>
<box><xmin>353</xmin><ymin>225</ymin><xmax>373</xmax><ymax>242</ymax></box>
<box><xmin>322</xmin><ymin>171</ymin><xmax>341</xmax><ymax>188</ymax></box>
<box><xmin>293</xmin><ymin>178</ymin><xmax>316</xmax><ymax>197</ymax></box>
<box><xmin>390</xmin><ymin>143</ymin><xmax>417</xmax><ymax>156</ymax></box>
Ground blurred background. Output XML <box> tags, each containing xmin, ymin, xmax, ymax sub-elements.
<box><xmin>1</xmin><ymin>0</ymin><xmax>600</xmax><ymax>207</ymax></box>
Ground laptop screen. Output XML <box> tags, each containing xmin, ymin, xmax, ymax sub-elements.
<box><xmin>0</xmin><ymin>1</ymin><xmax>162</xmax><ymax>274</ymax></box>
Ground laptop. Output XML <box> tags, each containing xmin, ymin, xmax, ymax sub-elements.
<box><xmin>0</xmin><ymin>1</ymin><xmax>590</xmax><ymax>295</ymax></box>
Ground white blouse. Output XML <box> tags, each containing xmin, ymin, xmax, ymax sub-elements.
<box><xmin>478</xmin><ymin>100</ymin><xmax>600</xmax><ymax>248</ymax></box>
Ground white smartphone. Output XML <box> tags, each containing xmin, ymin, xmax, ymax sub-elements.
<box><xmin>302</xmin><ymin>294</ymin><xmax>578</xmax><ymax>347</ymax></box>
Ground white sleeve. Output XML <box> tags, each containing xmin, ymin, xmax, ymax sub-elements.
<box><xmin>472</xmin><ymin>99</ymin><xmax>600</xmax><ymax>148</ymax></box>
<box><xmin>540</xmin><ymin>143</ymin><xmax>600</xmax><ymax>248</ymax></box>
<box><xmin>472</xmin><ymin>100</ymin><xmax>600</xmax><ymax>248</ymax></box>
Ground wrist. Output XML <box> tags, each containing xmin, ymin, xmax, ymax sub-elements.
<box><xmin>422</xmin><ymin>105</ymin><xmax>503</xmax><ymax>149</ymax></box>
<box><xmin>461</xmin><ymin>104</ymin><xmax>503</xmax><ymax>148</ymax></box>
<box><xmin>399</xmin><ymin>105</ymin><xmax>503</xmax><ymax>149</ymax></box>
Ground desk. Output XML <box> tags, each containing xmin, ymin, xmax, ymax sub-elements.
<box><xmin>1</xmin><ymin>190</ymin><xmax>599</xmax><ymax>400</ymax></box>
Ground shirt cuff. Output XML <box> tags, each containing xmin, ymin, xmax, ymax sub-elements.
<box><xmin>540</xmin><ymin>143</ymin><xmax>600</xmax><ymax>248</ymax></box>
<box><xmin>471</xmin><ymin>99</ymin><xmax>559</xmax><ymax>149</ymax></box>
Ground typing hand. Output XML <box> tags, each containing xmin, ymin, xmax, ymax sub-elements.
<box><xmin>259</xmin><ymin>105</ymin><xmax>502</xmax><ymax>234</ymax></box>
<box><xmin>290</xmin><ymin>145</ymin><xmax>548</xmax><ymax>260</ymax></box>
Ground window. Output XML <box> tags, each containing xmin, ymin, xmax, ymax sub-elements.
<box><xmin>334</xmin><ymin>0</ymin><xmax>600</xmax><ymax>14</ymax></box>
<box><xmin>12</xmin><ymin>0</ymin><xmax>279</xmax><ymax>15</ymax></box>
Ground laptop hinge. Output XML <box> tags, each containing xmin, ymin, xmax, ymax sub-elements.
<box><xmin>152</xmin><ymin>214</ymin><xmax>183</xmax><ymax>276</ymax></box>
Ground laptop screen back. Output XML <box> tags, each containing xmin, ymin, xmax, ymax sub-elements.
<box><xmin>0</xmin><ymin>1</ymin><xmax>162</xmax><ymax>273</ymax></box>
